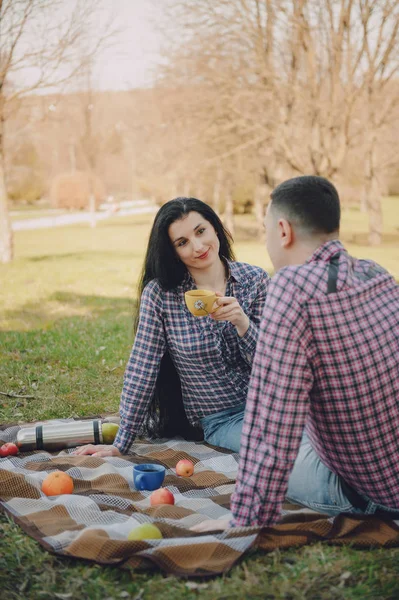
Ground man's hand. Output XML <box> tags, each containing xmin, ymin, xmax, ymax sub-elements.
<box><xmin>212</xmin><ymin>293</ymin><xmax>250</xmax><ymax>337</ymax></box>
<box><xmin>72</xmin><ymin>444</ymin><xmax>122</xmax><ymax>457</ymax></box>
<box><xmin>190</xmin><ymin>516</ymin><xmax>231</xmax><ymax>533</ymax></box>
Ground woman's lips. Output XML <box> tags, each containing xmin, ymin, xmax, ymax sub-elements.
<box><xmin>197</xmin><ymin>249</ymin><xmax>210</xmax><ymax>260</ymax></box>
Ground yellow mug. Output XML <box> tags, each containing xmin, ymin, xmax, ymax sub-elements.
<box><xmin>184</xmin><ymin>289</ymin><xmax>218</xmax><ymax>317</ymax></box>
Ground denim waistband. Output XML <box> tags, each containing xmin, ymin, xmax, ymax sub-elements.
<box><xmin>341</xmin><ymin>480</ymin><xmax>399</xmax><ymax>519</ymax></box>
<box><xmin>200</xmin><ymin>403</ymin><xmax>246</xmax><ymax>424</ymax></box>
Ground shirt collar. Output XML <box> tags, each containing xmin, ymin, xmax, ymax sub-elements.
<box><xmin>307</xmin><ymin>239</ymin><xmax>345</xmax><ymax>264</ymax></box>
<box><xmin>226</xmin><ymin>260</ymin><xmax>245</xmax><ymax>283</ymax></box>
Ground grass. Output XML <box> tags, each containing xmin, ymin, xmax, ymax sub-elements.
<box><xmin>1</xmin><ymin>200</ymin><xmax>399</xmax><ymax>599</ymax></box>
<box><xmin>1</xmin><ymin>511</ymin><xmax>398</xmax><ymax>600</ymax></box>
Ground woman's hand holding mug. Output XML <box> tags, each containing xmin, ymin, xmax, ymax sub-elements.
<box><xmin>211</xmin><ymin>292</ymin><xmax>250</xmax><ymax>337</ymax></box>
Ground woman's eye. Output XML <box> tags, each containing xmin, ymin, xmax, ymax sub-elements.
<box><xmin>197</xmin><ymin>228</ymin><xmax>205</xmax><ymax>235</ymax></box>
<box><xmin>178</xmin><ymin>239</ymin><xmax>187</xmax><ymax>247</ymax></box>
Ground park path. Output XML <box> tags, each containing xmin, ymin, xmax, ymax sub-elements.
<box><xmin>11</xmin><ymin>199</ymin><xmax>157</xmax><ymax>231</ymax></box>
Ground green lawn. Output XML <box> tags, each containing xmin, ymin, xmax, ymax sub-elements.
<box><xmin>0</xmin><ymin>201</ymin><xmax>398</xmax><ymax>599</ymax></box>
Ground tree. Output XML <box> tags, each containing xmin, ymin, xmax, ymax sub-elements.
<box><xmin>273</xmin><ymin>0</ymin><xmax>399</xmax><ymax>244</ymax></box>
<box><xmin>0</xmin><ymin>0</ymin><xmax>116</xmax><ymax>263</ymax></box>
<box><xmin>357</xmin><ymin>0</ymin><xmax>399</xmax><ymax>244</ymax></box>
<box><xmin>77</xmin><ymin>57</ymin><xmax>103</xmax><ymax>227</ymax></box>
<box><xmin>157</xmin><ymin>0</ymin><xmax>399</xmax><ymax>244</ymax></box>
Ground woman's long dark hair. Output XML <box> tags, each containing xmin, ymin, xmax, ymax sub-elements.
<box><xmin>135</xmin><ymin>197</ymin><xmax>235</xmax><ymax>440</ymax></box>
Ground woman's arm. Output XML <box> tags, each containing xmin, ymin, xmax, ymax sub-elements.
<box><xmin>212</xmin><ymin>293</ymin><xmax>250</xmax><ymax>337</ymax></box>
<box><xmin>75</xmin><ymin>283</ymin><xmax>166</xmax><ymax>456</ymax></box>
<box><xmin>114</xmin><ymin>284</ymin><xmax>166</xmax><ymax>453</ymax></box>
<box><xmin>212</xmin><ymin>270</ymin><xmax>270</xmax><ymax>365</ymax></box>
<box><xmin>236</xmin><ymin>270</ymin><xmax>269</xmax><ymax>365</ymax></box>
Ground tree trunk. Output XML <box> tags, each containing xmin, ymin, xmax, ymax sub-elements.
<box><xmin>183</xmin><ymin>179</ymin><xmax>190</xmax><ymax>197</ymax></box>
<box><xmin>360</xmin><ymin>189</ymin><xmax>367</xmax><ymax>213</ymax></box>
<box><xmin>363</xmin><ymin>177</ymin><xmax>382</xmax><ymax>246</ymax></box>
<box><xmin>0</xmin><ymin>112</ymin><xmax>13</xmax><ymax>264</ymax></box>
<box><xmin>170</xmin><ymin>176</ymin><xmax>178</xmax><ymax>199</ymax></box>
<box><xmin>213</xmin><ymin>168</ymin><xmax>222</xmax><ymax>215</ymax></box>
<box><xmin>224</xmin><ymin>188</ymin><xmax>235</xmax><ymax>237</ymax></box>
<box><xmin>69</xmin><ymin>141</ymin><xmax>76</xmax><ymax>172</ymax></box>
<box><xmin>364</xmin><ymin>141</ymin><xmax>382</xmax><ymax>246</ymax></box>
<box><xmin>254</xmin><ymin>184</ymin><xmax>267</xmax><ymax>241</ymax></box>
<box><xmin>89</xmin><ymin>191</ymin><xmax>96</xmax><ymax>228</ymax></box>
<box><xmin>195</xmin><ymin>183</ymin><xmax>204</xmax><ymax>202</ymax></box>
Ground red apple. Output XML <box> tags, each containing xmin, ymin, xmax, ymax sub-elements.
<box><xmin>150</xmin><ymin>488</ymin><xmax>175</xmax><ymax>506</ymax></box>
<box><xmin>0</xmin><ymin>442</ymin><xmax>19</xmax><ymax>457</ymax></box>
<box><xmin>175</xmin><ymin>459</ymin><xmax>194</xmax><ymax>477</ymax></box>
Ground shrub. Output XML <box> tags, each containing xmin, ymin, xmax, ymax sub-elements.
<box><xmin>50</xmin><ymin>171</ymin><xmax>106</xmax><ymax>210</ymax></box>
<box><xmin>8</xmin><ymin>173</ymin><xmax>45</xmax><ymax>203</ymax></box>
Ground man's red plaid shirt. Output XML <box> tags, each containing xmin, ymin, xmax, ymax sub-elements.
<box><xmin>231</xmin><ymin>240</ymin><xmax>399</xmax><ymax>527</ymax></box>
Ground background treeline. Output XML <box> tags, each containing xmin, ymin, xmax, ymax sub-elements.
<box><xmin>3</xmin><ymin>0</ymin><xmax>399</xmax><ymax>248</ymax></box>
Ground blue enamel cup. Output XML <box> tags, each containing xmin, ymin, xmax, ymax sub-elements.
<box><xmin>133</xmin><ymin>463</ymin><xmax>166</xmax><ymax>491</ymax></box>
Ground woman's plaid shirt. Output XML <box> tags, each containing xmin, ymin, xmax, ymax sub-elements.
<box><xmin>114</xmin><ymin>261</ymin><xmax>270</xmax><ymax>453</ymax></box>
<box><xmin>231</xmin><ymin>240</ymin><xmax>399</xmax><ymax>527</ymax></box>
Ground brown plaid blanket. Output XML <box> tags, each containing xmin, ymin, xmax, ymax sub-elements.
<box><xmin>1</xmin><ymin>419</ymin><xmax>398</xmax><ymax>577</ymax></box>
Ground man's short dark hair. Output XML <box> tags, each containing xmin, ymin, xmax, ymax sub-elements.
<box><xmin>270</xmin><ymin>176</ymin><xmax>340</xmax><ymax>234</ymax></box>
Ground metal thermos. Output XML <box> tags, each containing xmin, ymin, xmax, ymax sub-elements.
<box><xmin>16</xmin><ymin>419</ymin><xmax>103</xmax><ymax>451</ymax></box>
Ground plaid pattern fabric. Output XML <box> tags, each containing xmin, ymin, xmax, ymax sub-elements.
<box><xmin>1</xmin><ymin>418</ymin><xmax>398</xmax><ymax>577</ymax></box>
<box><xmin>232</xmin><ymin>240</ymin><xmax>399</xmax><ymax>527</ymax></box>
<box><xmin>115</xmin><ymin>261</ymin><xmax>269</xmax><ymax>453</ymax></box>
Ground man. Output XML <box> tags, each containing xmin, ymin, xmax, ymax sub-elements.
<box><xmin>193</xmin><ymin>175</ymin><xmax>399</xmax><ymax>532</ymax></box>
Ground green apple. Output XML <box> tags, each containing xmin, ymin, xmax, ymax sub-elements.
<box><xmin>127</xmin><ymin>523</ymin><xmax>163</xmax><ymax>541</ymax></box>
<box><xmin>101</xmin><ymin>423</ymin><xmax>119</xmax><ymax>444</ymax></box>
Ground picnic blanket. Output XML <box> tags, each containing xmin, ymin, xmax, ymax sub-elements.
<box><xmin>1</xmin><ymin>418</ymin><xmax>398</xmax><ymax>577</ymax></box>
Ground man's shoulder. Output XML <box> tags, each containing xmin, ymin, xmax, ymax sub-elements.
<box><xmin>270</xmin><ymin>262</ymin><xmax>326</xmax><ymax>299</ymax></box>
<box><xmin>356</xmin><ymin>257</ymin><xmax>389</xmax><ymax>278</ymax></box>
<box><xmin>270</xmin><ymin>253</ymin><xmax>394</xmax><ymax>301</ymax></box>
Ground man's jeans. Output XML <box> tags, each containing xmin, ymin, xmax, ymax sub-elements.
<box><xmin>201</xmin><ymin>405</ymin><xmax>399</xmax><ymax>518</ymax></box>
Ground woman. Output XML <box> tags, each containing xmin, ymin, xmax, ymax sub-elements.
<box><xmin>74</xmin><ymin>197</ymin><xmax>269</xmax><ymax>457</ymax></box>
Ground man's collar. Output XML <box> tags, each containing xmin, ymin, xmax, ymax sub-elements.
<box><xmin>307</xmin><ymin>239</ymin><xmax>345</xmax><ymax>264</ymax></box>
